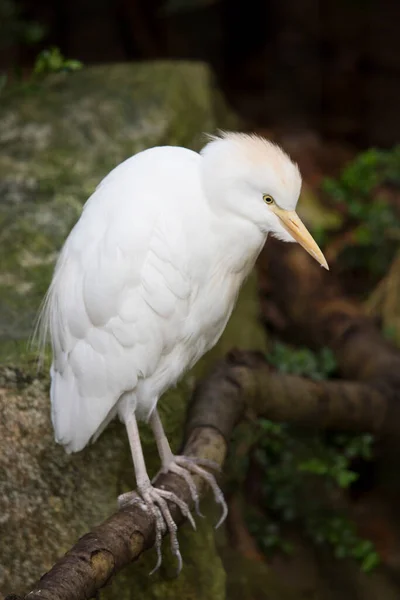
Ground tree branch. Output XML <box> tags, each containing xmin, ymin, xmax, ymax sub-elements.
<box><xmin>5</xmin><ymin>424</ymin><xmax>228</xmax><ymax>600</ymax></box>
<box><xmin>257</xmin><ymin>238</ymin><xmax>400</xmax><ymax>431</ymax></box>
<box><xmin>7</xmin><ymin>242</ymin><xmax>400</xmax><ymax>600</ymax></box>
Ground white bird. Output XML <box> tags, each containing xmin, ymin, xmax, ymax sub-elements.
<box><xmin>38</xmin><ymin>132</ymin><xmax>328</xmax><ymax>572</ymax></box>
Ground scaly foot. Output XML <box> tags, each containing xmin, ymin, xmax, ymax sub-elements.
<box><xmin>118</xmin><ymin>482</ymin><xmax>196</xmax><ymax>574</ymax></box>
<box><xmin>154</xmin><ymin>455</ymin><xmax>228</xmax><ymax>529</ymax></box>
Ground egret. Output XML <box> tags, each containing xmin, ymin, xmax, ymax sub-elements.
<box><xmin>38</xmin><ymin>132</ymin><xmax>328</xmax><ymax>572</ymax></box>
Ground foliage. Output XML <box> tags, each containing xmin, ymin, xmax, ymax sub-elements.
<box><xmin>306</xmin><ymin>514</ymin><xmax>379</xmax><ymax>572</ymax></box>
<box><xmin>33</xmin><ymin>47</ymin><xmax>83</xmax><ymax>76</ymax></box>
<box><xmin>226</xmin><ymin>342</ymin><xmax>379</xmax><ymax>572</ymax></box>
<box><xmin>0</xmin><ymin>46</ymin><xmax>83</xmax><ymax>97</ymax></box>
<box><xmin>267</xmin><ymin>342</ymin><xmax>336</xmax><ymax>380</ymax></box>
<box><xmin>0</xmin><ymin>0</ymin><xmax>46</xmax><ymax>48</ymax></box>
<box><xmin>321</xmin><ymin>147</ymin><xmax>400</xmax><ymax>277</ymax></box>
<box><xmin>0</xmin><ymin>2</ymin><xmax>82</xmax><ymax>93</ymax></box>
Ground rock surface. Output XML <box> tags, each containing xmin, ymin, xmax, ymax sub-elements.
<box><xmin>0</xmin><ymin>61</ymin><xmax>231</xmax><ymax>359</ymax></box>
<box><xmin>0</xmin><ymin>61</ymin><xmax>300</xmax><ymax>600</ymax></box>
<box><xmin>0</xmin><ymin>61</ymin><xmax>235</xmax><ymax>599</ymax></box>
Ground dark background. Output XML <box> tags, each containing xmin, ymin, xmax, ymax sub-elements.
<box><xmin>2</xmin><ymin>0</ymin><xmax>400</xmax><ymax>148</ymax></box>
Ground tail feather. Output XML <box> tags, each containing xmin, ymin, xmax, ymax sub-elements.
<box><xmin>30</xmin><ymin>248</ymin><xmax>68</xmax><ymax>370</ymax></box>
<box><xmin>50</xmin><ymin>365</ymin><xmax>119</xmax><ymax>453</ymax></box>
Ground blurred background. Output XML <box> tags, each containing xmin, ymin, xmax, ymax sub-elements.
<box><xmin>1</xmin><ymin>1</ymin><xmax>400</xmax><ymax>600</ymax></box>
<box><xmin>2</xmin><ymin>0</ymin><xmax>400</xmax><ymax>146</ymax></box>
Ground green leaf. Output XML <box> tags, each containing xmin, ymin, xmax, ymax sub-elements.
<box><xmin>298</xmin><ymin>458</ymin><xmax>328</xmax><ymax>475</ymax></box>
<box><xmin>336</xmin><ymin>470</ymin><xmax>358</xmax><ymax>488</ymax></box>
<box><xmin>362</xmin><ymin>551</ymin><xmax>380</xmax><ymax>573</ymax></box>
<box><xmin>33</xmin><ymin>47</ymin><xmax>83</xmax><ymax>76</ymax></box>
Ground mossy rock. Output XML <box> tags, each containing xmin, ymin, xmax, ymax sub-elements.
<box><xmin>0</xmin><ymin>61</ymin><xmax>236</xmax><ymax>361</ymax></box>
<box><xmin>0</xmin><ymin>272</ymin><xmax>263</xmax><ymax>598</ymax></box>
<box><xmin>0</xmin><ymin>364</ymin><xmax>226</xmax><ymax>599</ymax></box>
<box><xmin>0</xmin><ymin>61</ymin><xmax>267</xmax><ymax>599</ymax></box>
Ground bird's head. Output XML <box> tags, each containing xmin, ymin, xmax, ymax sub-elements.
<box><xmin>201</xmin><ymin>132</ymin><xmax>328</xmax><ymax>269</ymax></box>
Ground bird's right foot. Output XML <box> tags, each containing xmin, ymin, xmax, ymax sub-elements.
<box><xmin>118</xmin><ymin>483</ymin><xmax>196</xmax><ymax>574</ymax></box>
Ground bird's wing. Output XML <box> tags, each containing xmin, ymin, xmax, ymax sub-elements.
<box><xmin>41</xmin><ymin>173</ymin><xmax>192</xmax><ymax>453</ymax></box>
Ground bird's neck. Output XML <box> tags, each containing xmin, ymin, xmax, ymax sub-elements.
<box><xmin>213</xmin><ymin>213</ymin><xmax>266</xmax><ymax>277</ymax></box>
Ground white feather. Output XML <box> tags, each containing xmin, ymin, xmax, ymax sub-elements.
<box><xmin>37</xmin><ymin>135</ymin><xmax>306</xmax><ymax>453</ymax></box>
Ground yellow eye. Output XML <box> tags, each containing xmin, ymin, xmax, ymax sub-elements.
<box><xmin>263</xmin><ymin>194</ymin><xmax>274</xmax><ymax>204</ymax></box>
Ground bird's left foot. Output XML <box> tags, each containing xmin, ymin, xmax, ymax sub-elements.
<box><xmin>118</xmin><ymin>456</ymin><xmax>227</xmax><ymax>575</ymax></box>
<box><xmin>118</xmin><ymin>482</ymin><xmax>196</xmax><ymax>575</ymax></box>
<box><xmin>154</xmin><ymin>455</ymin><xmax>228</xmax><ymax>528</ymax></box>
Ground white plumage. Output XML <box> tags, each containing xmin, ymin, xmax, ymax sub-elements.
<box><xmin>39</xmin><ymin>132</ymin><xmax>327</xmax><ymax>571</ymax></box>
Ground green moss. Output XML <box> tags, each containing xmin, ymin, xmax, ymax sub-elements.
<box><xmin>102</xmin><ymin>501</ymin><xmax>225</xmax><ymax>600</ymax></box>
<box><xmin>0</xmin><ymin>61</ymin><xmax>234</xmax><ymax>363</ymax></box>
<box><xmin>0</xmin><ymin>62</ymin><xmax>242</xmax><ymax>599</ymax></box>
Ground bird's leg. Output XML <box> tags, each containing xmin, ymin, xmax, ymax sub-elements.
<box><xmin>150</xmin><ymin>409</ymin><xmax>228</xmax><ymax>527</ymax></box>
<box><xmin>118</xmin><ymin>413</ymin><xmax>195</xmax><ymax>574</ymax></box>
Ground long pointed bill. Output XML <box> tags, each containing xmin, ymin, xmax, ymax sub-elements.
<box><xmin>272</xmin><ymin>207</ymin><xmax>329</xmax><ymax>270</ymax></box>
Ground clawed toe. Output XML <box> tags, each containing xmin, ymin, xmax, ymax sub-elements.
<box><xmin>117</xmin><ymin>484</ymin><xmax>194</xmax><ymax>575</ymax></box>
<box><xmin>176</xmin><ymin>455</ymin><xmax>221</xmax><ymax>473</ymax></box>
<box><xmin>161</xmin><ymin>461</ymin><xmax>204</xmax><ymax>517</ymax></box>
<box><xmin>172</xmin><ymin>456</ymin><xmax>228</xmax><ymax>528</ymax></box>
<box><xmin>155</xmin><ymin>455</ymin><xmax>227</xmax><ymax>529</ymax></box>
<box><xmin>118</xmin><ymin>454</ymin><xmax>227</xmax><ymax>575</ymax></box>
